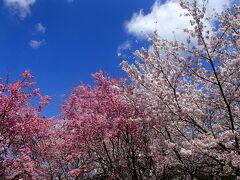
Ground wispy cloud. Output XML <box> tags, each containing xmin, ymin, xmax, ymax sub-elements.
<box><xmin>29</xmin><ymin>39</ymin><xmax>45</xmax><ymax>49</ymax></box>
<box><xmin>36</xmin><ymin>23</ymin><xmax>46</xmax><ymax>34</ymax></box>
<box><xmin>4</xmin><ymin>0</ymin><xmax>36</xmax><ymax>19</ymax></box>
<box><xmin>117</xmin><ymin>41</ymin><xmax>131</xmax><ymax>57</ymax></box>
<box><xmin>29</xmin><ymin>23</ymin><xmax>46</xmax><ymax>49</ymax></box>
<box><xmin>126</xmin><ymin>0</ymin><xmax>231</xmax><ymax>41</ymax></box>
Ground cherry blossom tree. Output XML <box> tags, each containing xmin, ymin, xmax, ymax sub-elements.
<box><xmin>61</xmin><ymin>71</ymin><xmax>157</xmax><ymax>179</ymax></box>
<box><xmin>122</xmin><ymin>0</ymin><xmax>239</xmax><ymax>178</ymax></box>
<box><xmin>0</xmin><ymin>70</ymin><xmax>51</xmax><ymax>179</ymax></box>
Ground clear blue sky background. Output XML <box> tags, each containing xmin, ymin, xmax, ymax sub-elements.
<box><xmin>0</xmin><ymin>0</ymin><xmax>155</xmax><ymax>117</ymax></box>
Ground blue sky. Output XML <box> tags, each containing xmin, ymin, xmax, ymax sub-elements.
<box><xmin>0</xmin><ymin>0</ymin><xmax>231</xmax><ymax>116</ymax></box>
<box><xmin>0</xmin><ymin>0</ymin><xmax>156</xmax><ymax>116</ymax></box>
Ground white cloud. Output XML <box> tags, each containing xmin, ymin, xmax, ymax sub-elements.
<box><xmin>118</xmin><ymin>41</ymin><xmax>131</xmax><ymax>51</ymax></box>
<box><xmin>126</xmin><ymin>0</ymin><xmax>231</xmax><ymax>41</ymax></box>
<box><xmin>29</xmin><ymin>39</ymin><xmax>45</xmax><ymax>49</ymax></box>
<box><xmin>206</xmin><ymin>0</ymin><xmax>231</xmax><ymax>16</ymax></box>
<box><xmin>28</xmin><ymin>24</ymin><xmax>46</xmax><ymax>49</ymax></box>
<box><xmin>36</xmin><ymin>23</ymin><xmax>46</xmax><ymax>34</ymax></box>
<box><xmin>117</xmin><ymin>41</ymin><xmax>132</xmax><ymax>57</ymax></box>
<box><xmin>4</xmin><ymin>0</ymin><xmax>36</xmax><ymax>19</ymax></box>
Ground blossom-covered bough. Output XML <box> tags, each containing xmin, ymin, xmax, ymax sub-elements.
<box><xmin>122</xmin><ymin>0</ymin><xmax>240</xmax><ymax>178</ymax></box>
